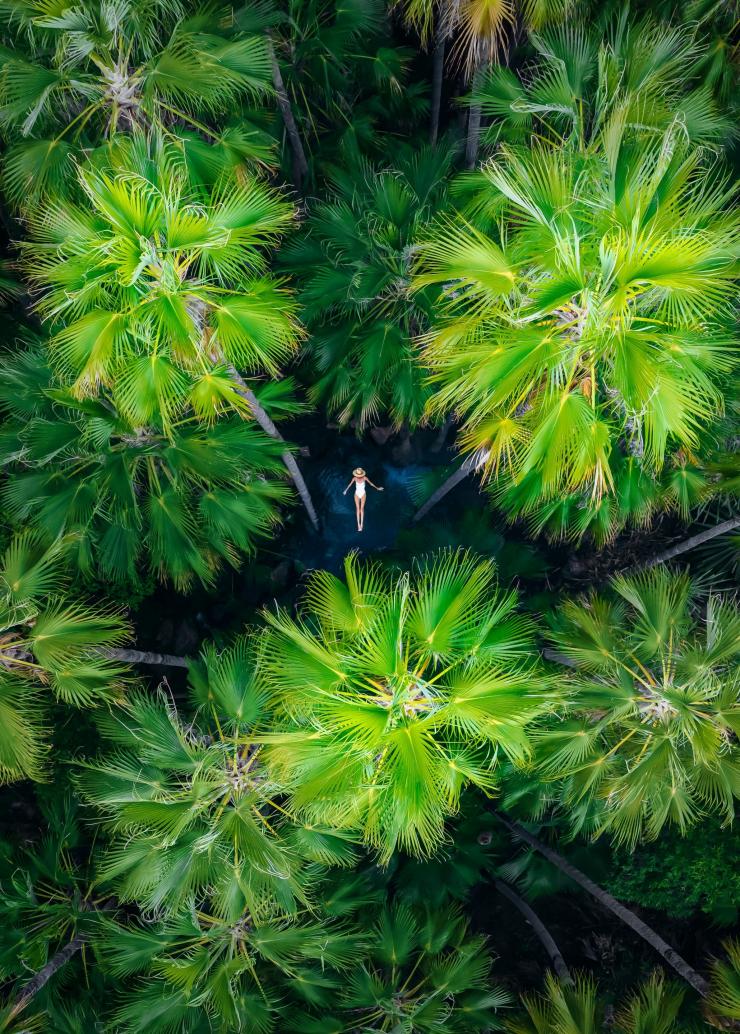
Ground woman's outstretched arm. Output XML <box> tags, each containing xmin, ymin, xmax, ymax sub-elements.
<box><xmin>343</xmin><ymin>479</ymin><xmax>355</xmax><ymax>495</ymax></box>
<box><xmin>366</xmin><ymin>479</ymin><xmax>384</xmax><ymax>491</ymax></box>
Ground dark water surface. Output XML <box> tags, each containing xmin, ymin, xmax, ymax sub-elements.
<box><xmin>133</xmin><ymin>421</ymin><xmax>460</xmax><ymax>657</ymax></box>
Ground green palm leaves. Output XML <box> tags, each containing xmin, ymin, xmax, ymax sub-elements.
<box><xmin>542</xmin><ymin>569</ymin><xmax>740</xmax><ymax>847</ymax></box>
<box><xmin>3</xmin><ymin>137</ymin><xmax>303</xmax><ymax>587</ymax></box>
<box><xmin>472</xmin><ymin>18</ymin><xmax>733</xmax><ymax>150</ymax></box>
<box><xmin>301</xmin><ymin>903</ymin><xmax>510</xmax><ymax>1032</ymax></box>
<box><xmin>284</xmin><ymin>146</ymin><xmax>452</xmax><ymax>429</ymax></box>
<box><xmin>507</xmin><ymin>971</ymin><xmax>687</xmax><ymax>1034</ymax></box>
<box><xmin>414</xmin><ymin>128</ymin><xmax>737</xmax><ymax>536</ymax></box>
<box><xmin>0</xmin><ymin>532</ymin><xmax>130</xmax><ymax>782</ymax></box>
<box><xmin>0</xmin><ymin>352</ymin><xmax>289</xmax><ymax>588</ymax></box>
<box><xmin>22</xmin><ymin>135</ymin><xmax>299</xmax><ymax>428</ymax></box>
<box><xmin>707</xmin><ymin>940</ymin><xmax>740</xmax><ymax>1026</ymax></box>
<box><xmin>0</xmin><ymin>0</ymin><xmax>274</xmax><ymax>204</ymax></box>
<box><xmin>77</xmin><ymin>638</ymin><xmax>359</xmax><ymax>912</ymax></box>
<box><xmin>260</xmin><ymin>550</ymin><xmax>551</xmax><ymax>861</ymax></box>
<box><xmin>75</xmin><ymin>639</ymin><xmax>362</xmax><ymax>1031</ymax></box>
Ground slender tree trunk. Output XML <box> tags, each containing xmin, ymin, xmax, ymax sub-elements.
<box><xmin>11</xmin><ymin>934</ymin><xmax>86</xmax><ymax>1018</ymax></box>
<box><xmin>493</xmin><ymin>812</ymin><xmax>710</xmax><ymax>998</ymax></box>
<box><xmin>430</xmin><ymin>36</ymin><xmax>445</xmax><ymax>145</ymax></box>
<box><xmin>268</xmin><ymin>38</ymin><xmax>309</xmax><ymax>185</ymax></box>
<box><xmin>638</xmin><ymin>515</ymin><xmax>740</xmax><ymax>571</ymax></box>
<box><xmin>105</xmin><ymin>648</ymin><xmax>190</xmax><ymax>669</ymax></box>
<box><xmin>228</xmin><ymin>367</ymin><xmax>319</xmax><ymax>531</ymax></box>
<box><xmin>465</xmin><ymin>102</ymin><xmax>482</xmax><ymax>169</ymax></box>
<box><xmin>430</xmin><ymin>412</ymin><xmax>454</xmax><ymax>453</ymax></box>
<box><xmin>494</xmin><ymin>878</ymin><xmax>573</xmax><ymax>985</ymax></box>
<box><xmin>413</xmin><ymin>450</ymin><xmax>487</xmax><ymax>523</ymax></box>
<box><xmin>465</xmin><ymin>66</ymin><xmax>485</xmax><ymax>170</ymax></box>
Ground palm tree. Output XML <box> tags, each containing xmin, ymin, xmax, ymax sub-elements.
<box><xmin>266</xmin><ymin>0</ymin><xmax>415</xmax><ymax>177</ymax></box>
<box><xmin>395</xmin><ymin>0</ymin><xmax>573</xmax><ymax>159</ymax></box>
<box><xmin>0</xmin><ymin>530</ymin><xmax>130</xmax><ymax>783</ymax></box>
<box><xmin>74</xmin><ymin>641</ymin><xmax>363</xmax><ymax>1030</ymax></box>
<box><xmin>101</xmin><ymin>909</ymin><xmax>362</xmax><ymax>1033</ymax></box>
<box><xmin>412</xmin><ymin>122</ymin><xmax>738</xmax><ymax>530</ymax></box>
<box><xmin>76</xmin><ymin>640</ymin><xmax>355</xmax><ymax>917</ymax></box>
<box><xmin>470</xmin><ymin>16</ymin><xmax>734</xmax><ymax>153</ymax></box>
<box><xmin>283</xmin><ymin>144</ymin><xmax>453</xmax><ymax>431</ymax></box>
<box><xmin>706</xmin><ymin>940</ymin><xmax>740</xmax><ymax>1028</ymax></box>
<box><xmin>258</xmin><ymin>549</ymin><xmax>553</xmax><ymax>862</ymax></box>
<box><xmin>18</xmin><ymin>133</ymin><xmax>319</xmax><ymax>528</ymax></box>
<box><xmin>0</xmin><ymin>351</ymin><xmax>291</xmax><ymax>589</ymax></box>
<box><xmin>0</xmin><ymin>795</ymin><xmax>115</xmax><ymax>1031</ymax></box>
<box><xmin>506</xmin><ymin>971</ymin><xmax>687</xmax><ymax>1034</ymax></box>
<box><xmin>540</xmin><ymin>568</ymin><xmax>740</xmax><ymax>848</ymax></box>
<box><xmin>289</xmin><ymin>901</ymin><xmax>511</xmax><ymax>1031</ymax></box>
<box><xmin>0</xmin><ymin>0</ymin><xmax>276</xmax><ymax>205</ymax></box>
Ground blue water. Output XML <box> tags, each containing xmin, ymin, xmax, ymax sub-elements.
<box><xmin>310</xmin><ymin>461</ymin><xmax>420</xmax><ymax>569</ymax></box>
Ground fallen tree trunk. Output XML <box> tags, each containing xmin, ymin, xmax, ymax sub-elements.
<box><xmin>10</xmin><ymin>934</ymin><xmax>86</xmax><ymax>1018</ymax></box>
<box><xmin>229</xmin><ymin>367</ymin><xmax>319</xmax><ymax>530</ymax></box>
<box><xmin>494</xmin><ymin>878</ymin><xmax>573</xmax><ymax>985</ymax></box>
<box><xmin>106</xmin><ymin>648</ymin><xmax>190</xmax><ymax>669</ymax></box>
<box><xmin>639</xmin><ymin>515</ymin><xmax>740</xmax><ymax>570</ymax></box>
<box><xmin>492</xmin><ymin>811</ymin><xmax>710</xmax><ymax>997</ymax></box>
<box><xmin>269</xmin><ymin>38</ymin><xmax>309</xmax><ymax>185</ymax></box>
<box><xmin>413</xmin><ymin>451</ymin><xmax>488</xmax><ymax>522</ymax></box>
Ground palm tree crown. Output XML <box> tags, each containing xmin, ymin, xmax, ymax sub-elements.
<box><xmin>414</xmin><ymin>124</ymin><xmax>738</xmax><ymax>534</ymax></box>
<box><xmin>75</xmin><ymin>639</ymin><xmax>363</xmax><ymax>1031</ymax></box>
<box><xmin>259</xmin><ymin>549</ymin><xmax>552</xmax><ymax>861</ymax></box>
<box><xmin>21</xmin><ymin>134</ymin><xmax>300</xmax><ymax>429</ymax></box>
<box><xmin>540</xmin><ymin>568</ymin><xmax>740</xmax><ymax>847</ymax></box>
<box><xmin>0</xmin><ymin>350</ymin><xmax>290</xmax><ymax>589</ymax></box>
<box><xmin>0</xmin><ymin>0</ymin><xmax>275</xmax><ymax>204</ymax></box>
<box><xmin>283</xmin><ymin>145</ymin><xmax>453</xmax><ymax>429</ymax></box>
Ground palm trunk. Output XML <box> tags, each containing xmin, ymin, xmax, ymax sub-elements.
<box><xmin>413</xmin><ymin>450</ymin><xmax>486</xmax><ymax>523</ymax></box>
<box><xmin>465</xmin><ymin>66</ymin><xmax>485</xmax><ymax>170</ymax></box>
<box><xmin>639</xmin><ymin>515</ymin><xmax>740</xmax><ymax>570</ymax></box>
<box><xmin>542</xmin><ymin>647</ymin><xmax>577</xmax><ymax>668</ymax></box>
<box><xmin>493</xmin><ymin>812</ymin><xmax>710</xmax><ymax>997</ymax></box>
<box><xmin>430</xmin><ymin>37</ymin><xmax>445</xmax><ymax>145</ymax></box>
<box><xmin>430</xmin><ymin>412</ymin><xmax>454</xmax><ymax>453</ymax></box>
<box><xmin>11</xmin><ymin>934</ymin><xmax>86</xmax><ymax>1018</ymax></box>
<box><xmin>493</xmin><ymin>879</ymin><xmax>573</xmax><ymax>985</ymax></box>
<box><xmin>229</xmin><ymin>367</ymin><xmax>319</xmax><ymax>530</ymax></box>
<box><xmin>465</xmin><ymin>102</ymin><xmax>482</xmax><ymax>169</ymax></box>
<box><xmin>268</xmin><ymin>38</ymin><xmax>308</xmax><ymax>185</ymax></box>
<box><xmin>105</xmin><ymin>648</ymin><xmax>190</xmax><ymax>669</ymax></box>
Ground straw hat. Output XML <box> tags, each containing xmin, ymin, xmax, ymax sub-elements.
<box><xmin>353</xmin><ymin>467</ymin><xmax>366</xmax><ymax>477</ymax></box>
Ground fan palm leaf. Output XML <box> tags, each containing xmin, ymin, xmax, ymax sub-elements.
<box><xmin>283</xmin><ymin>146</ymin><xmax>452</xmax><ymax>430</ymax></box>
<box><xmin>0</xmin><ymin>531</ymin><xmax>131</xmax><ymax>782</ymax></box>
<box><xmin>21</xmin><ymin>134</ymin><xmax>300</xmax><ymax>428</ymax></box>
<box><xmin>0</xmin><ymin>350</ymin><xmax>291</xmax><ymax>589</ymax></box>
<box><xmin>706</xmin><ymin>940</ymin><xmax>740</xmax><ymax>1025</ymax></box>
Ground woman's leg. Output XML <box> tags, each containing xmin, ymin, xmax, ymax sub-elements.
<box><xmin>359</xmin><ymin>494</ymin><xmax>366</xmax><ymax>530</ymax></box>
<box><xmin>354</xmin><ymin>494</ymin><xmax>362</xmax><ymax>530</ymax></box>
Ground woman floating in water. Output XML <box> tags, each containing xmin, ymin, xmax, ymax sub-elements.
<box><xmin>343</xmin><ymin>467</ymin><xmax>383</xmax><ymax>532</ymax></box>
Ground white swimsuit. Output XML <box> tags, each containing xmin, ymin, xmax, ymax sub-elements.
<box><xmin>355</xmin><ymin>479</ymin><xmax>366</xmax><ymax>498</ymax></box>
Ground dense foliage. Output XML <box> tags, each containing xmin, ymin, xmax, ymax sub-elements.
<box><xmin>0</xmin><ymin>0</ymin><xmax>737</xmax><ymax>1030</ymax></box>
